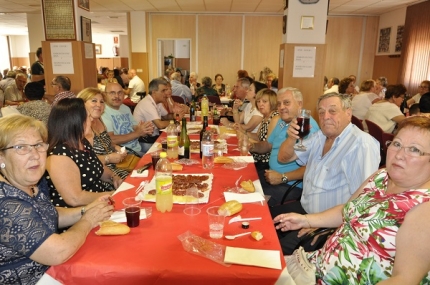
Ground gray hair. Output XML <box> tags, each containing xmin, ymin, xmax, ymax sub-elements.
<box><xmin>277</xmin><ymin>87</ymin><xmax>303</xmax><ymax>103</ymax></box>
<box><xmin>201</xmin><ymin>76</ymin><xmax>212</xmax><ymax>87</ymax></box>
<box><xmin>148</xmin><ymin>77</ymin><xmax>168</xmax><ymax>94</ymax></box>
<box><xmin>317</xmin><ymin>92</ymin><xmax>352</xmax><ymax>110</ymax></box>
<box><xmin>237</xmin><ymin>77</ymin><xmax>251</xmax><ymax>89</ymax></box>
<box><xmin>171</xmin><ymin>72</ymin><xmax>181</xmax><ymax>81</ymax></box>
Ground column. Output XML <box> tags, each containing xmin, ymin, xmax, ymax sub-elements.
<box><xmin>128</xmin><ymin>11</ymin><xmax>149</xmax><ymax>87</ymax></box>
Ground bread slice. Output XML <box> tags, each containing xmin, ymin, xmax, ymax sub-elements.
<box><xmin>95</xmin><ymin>220</ymin><xmax>130</xmax><ymax>236</ymax></box>
<box><xmin>214</xmin><ymin>156</ymin><xmax>234</xmax><ymax>164</ymax></box>
<box><xmin>171</xmin><ymin>163</ymin><xmax>183</xmax><ymax>171</ymax></box>
<box><xmin>251</xmin><ymin>231</ymin><xmax>263</xmax><ymax>241</ymax></box>
<box><xmin>240</xmin><ymin>180</ymin><xmax>255</xmax><ymax>193</ymax></box>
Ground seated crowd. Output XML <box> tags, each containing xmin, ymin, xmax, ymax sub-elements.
<box><xmin>1</xmin><ymin>66</ymin><xmax>430</xmax><ymax>284</ymax></box>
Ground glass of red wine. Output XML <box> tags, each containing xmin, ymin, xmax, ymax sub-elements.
<box><xmin>294</xmin><ymin>109</ymin><xmax>311</xmax><ymax>151</ymax></box>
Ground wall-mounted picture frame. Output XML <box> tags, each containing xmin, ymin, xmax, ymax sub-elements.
<box><xmin>378</xmin><ymin>27</ymin><xmax>391</xmax><ymax>53</ymax></box>
<box><xmin>78</xmin><ymin>0</ymin><xmax>90</xmax><ymax>11</ymax></box>
<box><xmin>301</xmin><ymin>16</ymin><xmax>314</xmax><ymax>30</ymax></box>
<box><xmin>42</xmin><ymin>0</ymin><xmax>76</xmax><ymax>40</ymax></box>
<box><xmin>81</xmin><ymin>16</ymin><xmax>92</xmax><ymax>43</ymax></box>
<box><xmin>95</xmin><ymin>44</ymin><xmax>102</xmax><ymax>54</ymax></box>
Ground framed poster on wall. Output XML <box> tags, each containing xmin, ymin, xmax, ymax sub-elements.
<box><xmin>42</xmin><ymin>0</ymin><xmax>76</xmax><ymax>40</ymax></box>
<box><xmin>81</xmin><ymin>16</ymin><xmax>92</xmax><ymax>43</ymax></box>
<box><xmin>78</xmin><ymin>0</ymin><xmax>90</xmax><ymax>11</ymax></box>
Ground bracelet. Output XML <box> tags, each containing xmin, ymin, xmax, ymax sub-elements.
<box><xmin>81</xmin><ymin>206</ymin><xmax>86</xmax><ymax>216</ymax></box>
<box><xmin>304</xmin><ymin>215</ymin><xmax>311</xmax><ymax>228</ymax></box>
<box><xmin>105</xmin><ymin>155</ymin><xmax>110</xmax><ymax>164</ymax></box>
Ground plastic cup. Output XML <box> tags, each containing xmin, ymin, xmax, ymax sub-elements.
<box><xmin>123</xmin><ymin>197</ymin><xmax>141</xmax><ymax>228</ymax></box>
<box><xmin>183</xmin><ymin>187</ymin><xmax>201</xmax><ymax>216</ymax></box>
<box><xmin>142</xmin><ymin>206</ymin><xmax>152</xmax><ymax>218</ymax></box>
<box><xmin>150</xmin><ymin>150</ymin><xmax>161</xmax><ymax>170</ymax></box>
<box><xmin>206</xmin><ymin>206</ymin><xmax>225</xmax><ymax>239</ymax></box>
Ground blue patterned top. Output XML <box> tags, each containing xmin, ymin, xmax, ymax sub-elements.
<box><xmin>0</xmin><ymin>178</ymin><xmax>58</xmax><ymax>285</ymax></box>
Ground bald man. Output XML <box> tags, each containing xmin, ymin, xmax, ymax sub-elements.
<box><xmin>123</xmin><ymin>68</ymin><xmax>145</xmax><ymax>107</ymax></box>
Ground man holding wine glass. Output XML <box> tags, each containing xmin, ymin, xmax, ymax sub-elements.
<box><xmin>271</xmin><ymin>92</ymin><xmax>381</xmax><ymax>255</ymax></box>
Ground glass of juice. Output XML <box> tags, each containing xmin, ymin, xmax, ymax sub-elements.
<box><xmin>123</xmin><ymin>197</ymin><xmax>141</xmax><ymax>227</ymax></box>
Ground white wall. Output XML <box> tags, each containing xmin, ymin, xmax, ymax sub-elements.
<box><xmin>8</xmin><ymin>35</ymin><xmax>30</xmax><ymax>58</ymax></box>
<box><xmin>92</xmin><ymin>34</ymin><xmax>121</xmax><ymax>58</ymax></box>
<box><xmin>0</xmin><ymin>36</ymin><xmax>10</xmax><ymax>71</ymax></box>
<box><xmin>377</xmin><ymin>7</ymin><xmax>407</xmax><ymax>55</ymax></box>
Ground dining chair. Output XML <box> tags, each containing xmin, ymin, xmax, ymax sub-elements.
<box><xmin>171</xmin><ymin>95</ymin><xmax>185</xmax><ymax>104</ymax></box>
<box><xmin>351</xmin><ymin>115</ymin><xmax>364</xmax><ymax>131</ymax></box>
<box><xmin>206</xmin><ymin>96</ymin><xmax>222</xmax><ymax>105</ymax></box>
<box><xmin>136</xmin><ymin>92</ymin><xmax>146</xmax><ymax>100</ymax></box>
<box><xmin>365</xmin><ymin>119</ymin><xmax>385</xmax><ymax>166</ymax></box>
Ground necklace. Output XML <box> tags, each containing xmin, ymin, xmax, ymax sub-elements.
<box><xmin>0</xmin><ymin>171</ymin><xmax>37</xmax><ymax>197</ymax></box>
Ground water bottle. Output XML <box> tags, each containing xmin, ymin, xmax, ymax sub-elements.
<box><xmin>199</xmin><ymin>116</ymin><xmax>209</xmax><ymax>159</ymax></box>
<box><xmin>201</xmin><ymin>95</ymin><xmax>209</xmax><ymax>119</ymax></box>
<box><xmin>201</xmin><ymin>126</ymin><xmax>214</xmax><ymax>170</ymax></box>
<box><xmin>178</xmin><ymin>118</ymin><xmax>190</xmax><ymax>159</ymax></box>
<box><xmin>166</xmin><ymin>120</ymin><xmax>178</xmax><ymax>160</ymax></box>
<box><xmin>155</xmin><ymin>152</ymin><xmax>173</xmax><ymax>213</ymax></box>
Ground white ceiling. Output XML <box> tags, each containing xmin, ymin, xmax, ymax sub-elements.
<box><xmin>0</xmin><ymin>0</ymin><xmax>426</xmax><ymax>36</ymax></box>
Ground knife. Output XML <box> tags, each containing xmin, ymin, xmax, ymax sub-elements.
<box><xmin>137</xmin><ymin>162</ymin><xmax>152</xmax><ymax>173</ymax></box>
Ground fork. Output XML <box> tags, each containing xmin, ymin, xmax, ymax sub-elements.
<box><xmin>135</xmin><ymin>181</ymin><xmax>147</xmax><ymax>194</ymax></box>
<box><xmin>235</xmin><ymin>175</ymin><xmax>242</xmax><ymax>188</ymax></box>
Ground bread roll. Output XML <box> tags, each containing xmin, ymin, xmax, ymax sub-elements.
<box><xmin>240</xmin><ymin>180</ymin><xmax>255</xmax><ymax>193</ymax></box>
<box><xmin>218</xmin><ymin>200</ymin><xmax>243</xmax><ymax>216</ymax></box>
<box><xmin>214</xmin><ymin>156</ymin><xmax>234</xmax><ymax>164</ymax></box>
<box><xmin>251</xmin><ymin>231</ymin><xmax>263</xmax><ymax>241</ymax></box>
<box><xmin>95</xmin><ymin>220</ymin><xmax>130</xmax><ymax>236</ymax></box>
<box><xmin>171</xmin><ymin>163</ymin><xmax>183</xmax><ymax>171</ymax></box>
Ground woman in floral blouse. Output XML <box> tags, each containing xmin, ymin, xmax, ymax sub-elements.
<box><xmin>275</xmin><ymin>116</ymin><xmax>430</xmax><ymax>284</ymax></box>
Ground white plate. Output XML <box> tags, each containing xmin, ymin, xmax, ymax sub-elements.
<box><xmin>140</xmin><ymin>173</ymin><xmax>213</xmax><ymax>204</ymax></box>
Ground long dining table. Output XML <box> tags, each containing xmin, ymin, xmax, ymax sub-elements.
<box><xmin>46</xmin><ymin>124</ymin><xmax>286</xmax><ymax>285</ymax></box>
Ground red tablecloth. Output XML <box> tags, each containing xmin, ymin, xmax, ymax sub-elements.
<box><xmin>47</xmin><ymin>132</ymin><xmax>285</xmax><ymax>285</ymax></box>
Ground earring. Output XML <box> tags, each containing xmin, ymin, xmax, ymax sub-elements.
<box><xmin>0</xmin><ymin>163</ymin><xmax>5</xmax><ymax>169</ymax></box>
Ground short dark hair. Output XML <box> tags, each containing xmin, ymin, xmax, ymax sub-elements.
<box><xmin>24</xmin><ymin>82</ymin><xmax>45</xmax><ymax>100</ymax></box>
<box><xmin>214</xmin><ymin>74</ymin><xmax>223</xmax><ymax>81</ymax></box>
<box><xmin>201</xmin><ymin>76</ymin><xmax>212</xmax><ymax>87</ymax></box>
<box><xmin>253</xmin><ymin>81</ymin><xmax>267</xmax><ymax>95</ymax></box>
<box><xmin>419</xmin><ymin>92</ymin><xmax>430</xmax><ymax>113</ymax></box>
<box><xmin>47</xmin><ymin>98</ymin><xmax>87</xmax><ymax>152</ymax></box>
<box><xmin>36</xmin><ymin>47</ymin><xmax>42</xmax><ymax>58</ymax></box>
<box><xmin>385</xmin><ymin>84</ymin><xmax>406</xmax><ymax>100</ymax></box>
<box><xmin>54</xmin><ymin>76</ymin><xmax>71</xmax><ymax>91</ymax></box>
<box><xmin>332</xmin><ymin>77</ymin><xmax>340</xmax><ymax>85</ymax></box>
<box><xmin>409</xmin><ymin>103</ymin><xmax>420</xmax><ymax>115</ymax></box>
<box><xmin>339</xmin><ymin>77</ymin><xmax>353</xmax><ymax>94</ymax></box>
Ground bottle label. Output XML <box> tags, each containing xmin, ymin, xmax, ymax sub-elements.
<box><xmin>178</xmin><ymin>146</ymin><xmax>185</xmax><ymax>156</ymax></box>
<box><xmin>156</xmin><ymin>175</ymin><xmax>172</xmax><ymax>194</ymax></box>
<box><xmin>202</xmin><ymin>143</ymin><xmax>214</xmax><ymax>156</ymax></box>
<box><xmin>167</xmin><ymin>135</ymin><xmax>177</xmax><ymax>147</ymax></box>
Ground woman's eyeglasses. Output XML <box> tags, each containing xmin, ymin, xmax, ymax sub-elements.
<box><xmin>1</xmin><ymin>143</ymin><xmax>49</xmax><ymax>155</ymax></box>
<box><xmin>386</xmin><ymin>140</ymin><xmax>430</xmax><ymax>157</ymax></box>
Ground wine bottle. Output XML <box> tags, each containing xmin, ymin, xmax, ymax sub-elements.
<box><xmin>178</xmin><ymin>118</ymin><xmax>190</xmax><ymax>159</ymax></box>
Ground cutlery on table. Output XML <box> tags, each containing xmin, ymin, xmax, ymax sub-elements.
<box><xmin>224</xmin><ymin>232</ymin><xmax>251</xmax><ymax>240</ymax></box>
<box><xmin>229</xmin><ymin>215</ymin><xmax>262</xmax><ymax>224</ymax></box>
<box><xmin>135</xmin><ymin>181</ymin><xmax>147</xmax><ymax>194</ymax></box>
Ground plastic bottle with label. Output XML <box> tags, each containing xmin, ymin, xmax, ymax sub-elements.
<box><xmin>166</xmin><ymin>120</ymin><xmax>178</xmax><ymax>160</ymax></box>
<box><xmin>155</xmin><ymin>152</ymin><xmax>173</xmax><ymax>213</ymax></box>
<box><xmin>178</xmin><ymin>118</ymin><xmax>190</xmax><ymax>159</ymax></box>
<box><xmin>201</xmin><ymin>126</ymin><xmax>214</xmax><ymax>170</ymax></box>
<box><xmin>201</xmin><ymin>95</ymin><xmax>209</xmax><ymax>119</ymax></box>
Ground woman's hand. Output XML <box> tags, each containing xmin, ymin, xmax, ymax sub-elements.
<box><xmin>273</xmin><ymin>213</ymin><xmax>307</xmax><ymax>232</ymax></box>
<box><xmin>232</xmin><ymin>99</ymin><xmax>241</xmax><ymax>111</ymax></box>
<box><xmin>107</xmin><ymin>152</ymin><xmax>127</xmax><ymax>164</ymax></box>
<box><xmin>81</xmin><ymin>195</ymin><xmax>114</xmax><ymax>228</ymax></box>
<box><xmin>264</xmin><ymin>170</ymin><xmax>282</xmax><ymax>185</ymax></box>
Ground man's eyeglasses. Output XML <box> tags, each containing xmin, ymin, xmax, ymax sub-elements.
<box><xmin>107</xmin><ymin>91</ymin><xmax>125</xmax><ymax>96</ymax></box>
<box><xmin>0</xmin><ymin>143</ymin><xmax>49</xmax><ymax>155</ymax></box>
<box><xmin>419</xmin><ymin>85</ymin><xmax>429</xmax><ymax>89</ymax></box>
<box><xmin>386</xmin><ymin>140</ymin><xmax>430</xmax><ymax>157</ymax></box>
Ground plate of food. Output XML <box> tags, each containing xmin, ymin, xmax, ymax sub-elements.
<box><xmin>138</xmin><ymin>173</ymin><xmax>213</xmax><ymax>204</ymax></box>
<box><xmin>187</xmin><ymin>124</ymin><xmax>220</xmax><ymax>135</ymax></box>
<box><xmin>190</xmin><ymin>139</ymin><xmax>227</xmax><ymax>154</ymax></box>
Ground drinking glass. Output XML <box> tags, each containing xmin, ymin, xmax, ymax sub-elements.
<box><xmin>294</xmin><ymin>109</ymin><xmax>311</xmax><ymax>151</ymax></box>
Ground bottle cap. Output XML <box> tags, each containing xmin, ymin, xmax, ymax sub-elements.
<box><xmin>160</xmin><ymin>152</ymin><xmax>167</xmax><ymax>158</ymax></box>
<box><xmin>241</xmin><ymin>222</ymin><xmax>250</xmax><ymax>229</ymax></box>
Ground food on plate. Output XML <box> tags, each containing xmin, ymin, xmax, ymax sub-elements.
<box><xmin>251</xmin><ymin>231</ymin><xmax>263</xmax><ymax>241</ymax></box>
<box><xmin>218</xmin><ymin>200</ymin><xmax>243</xmax><ymax>216</ymax></box>
<box><xmin>191</xmin><ymin>140</ymin><xmax>223</xmax><ymax>154</ymax></box>
<box><xmin>240</xmin><ymin>180</ymin><xmax>255</xmax><ymax>192</ymax></box>
<box><xmin>95</xmin><ymin>220</ymin><xmax>130</xmax><ymax>236</ymax></box>
<box><xmin>214</xmin><ymin>156</ymin><xmax>234</xmax><ymax>164</ymax></box>
<box><xmin>171</xmin><ymin>163</ymin><xmax>183</xmax><ymax>171</ymax></box>
<box><xmin>147</xmin><ymin>174</ymin><xmax>209</xmax><ymax>198</ymax></box>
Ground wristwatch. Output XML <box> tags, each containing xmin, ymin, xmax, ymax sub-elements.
<box><xmin>281</xmin><ymin>174</ymin><xmax>289</xmax><ymax>184</ymax></box>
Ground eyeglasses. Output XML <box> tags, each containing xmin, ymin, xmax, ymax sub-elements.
<box><xmin>419</xmin><ymin>85</ymin><xmax>429</xmax><ymax>89</ymax></box>
<box><xmin>107</xmin><ymin>91</ymin><xmax>124</xmax><ymax>96</ymax></box>
<box><xmin>1</xmin><ymin>143</ymin><xmax>49</xmax><ymax>155</ymax></box>
<box><xmin>50</xmin><ymin>82</ymin><xmax>58</xmax><ymax>86</ymax></box>
<box><xmin>386</xmin><ymin>140</ymin><xmax>430</xmax><ymax>157</ymax></box>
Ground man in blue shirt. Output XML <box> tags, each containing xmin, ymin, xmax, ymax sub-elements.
<box><xmin>272</xmin><ymin>92</ymin><xmax>380</xmax><ymax>254</ymax></box>
<box><xmin>250</xmin><ymin>87</ymin><xmax>319</xmax><ymax>206</ymax></box>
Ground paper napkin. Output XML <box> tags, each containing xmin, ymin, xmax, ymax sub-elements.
<box><xmin>224</xmin><ymin>246</ymin><xmax>282</xmax><ymax>270</ymax></box>
<box><xmin>109</xmin><ymin>209</ymin><xmax>148</xmax><ymax>223</ymax></box>
<box><xmin>131</xmin><ymin>169</ymin><xmax>149</xmax><ymax>178</ymax></box>
<box><xmin>112</xmin><ymin>182</ymin><xmax>135</xmax><ymax>196</ymax></box>
<box><xmin>224</xmin><ymin>192</ymin><xmax>265</xmax><ymax>204</ymax></box>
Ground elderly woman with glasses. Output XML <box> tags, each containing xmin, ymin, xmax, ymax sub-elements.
<box><xmin>0</xmin><ymin>114</ymin><xmax>113</xmax><ymax>285</ymax></box>
<box><xmin>276</xmin><ymin>116</ymin><xmax>430</xmax><ymax>284</ymax></box>
<box><xmin>407</xmin><ymin>80</ymin><xmax>430</xmax><ymax>107</ymax></box>
<box><xmin>45</xmin><ymin>98</ymin><xmax>122</xmax><ymax>210</ymax></box>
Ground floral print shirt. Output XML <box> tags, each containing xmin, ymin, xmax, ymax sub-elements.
<box><xmin>308</xmin><ymin>169</ymin><xmax>430</xmax><ymax>284</ymax></box>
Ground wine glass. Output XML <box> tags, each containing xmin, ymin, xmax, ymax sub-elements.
<box><xmin>294</xmin><ymin>109</ymin><xmax>311</xmax><ymax>151</ymax></box>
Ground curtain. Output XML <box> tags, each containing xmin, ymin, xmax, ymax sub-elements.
<box><xmin>399</xmin><ymin>1</ymin><xmax>430</xmax><ymax>96</ymax></box>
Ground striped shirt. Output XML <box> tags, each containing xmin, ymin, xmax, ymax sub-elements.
<box><xmin>296</xmin><ymin>123</ymin><xmax>380</xmax><ymax>213</ymax></box>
